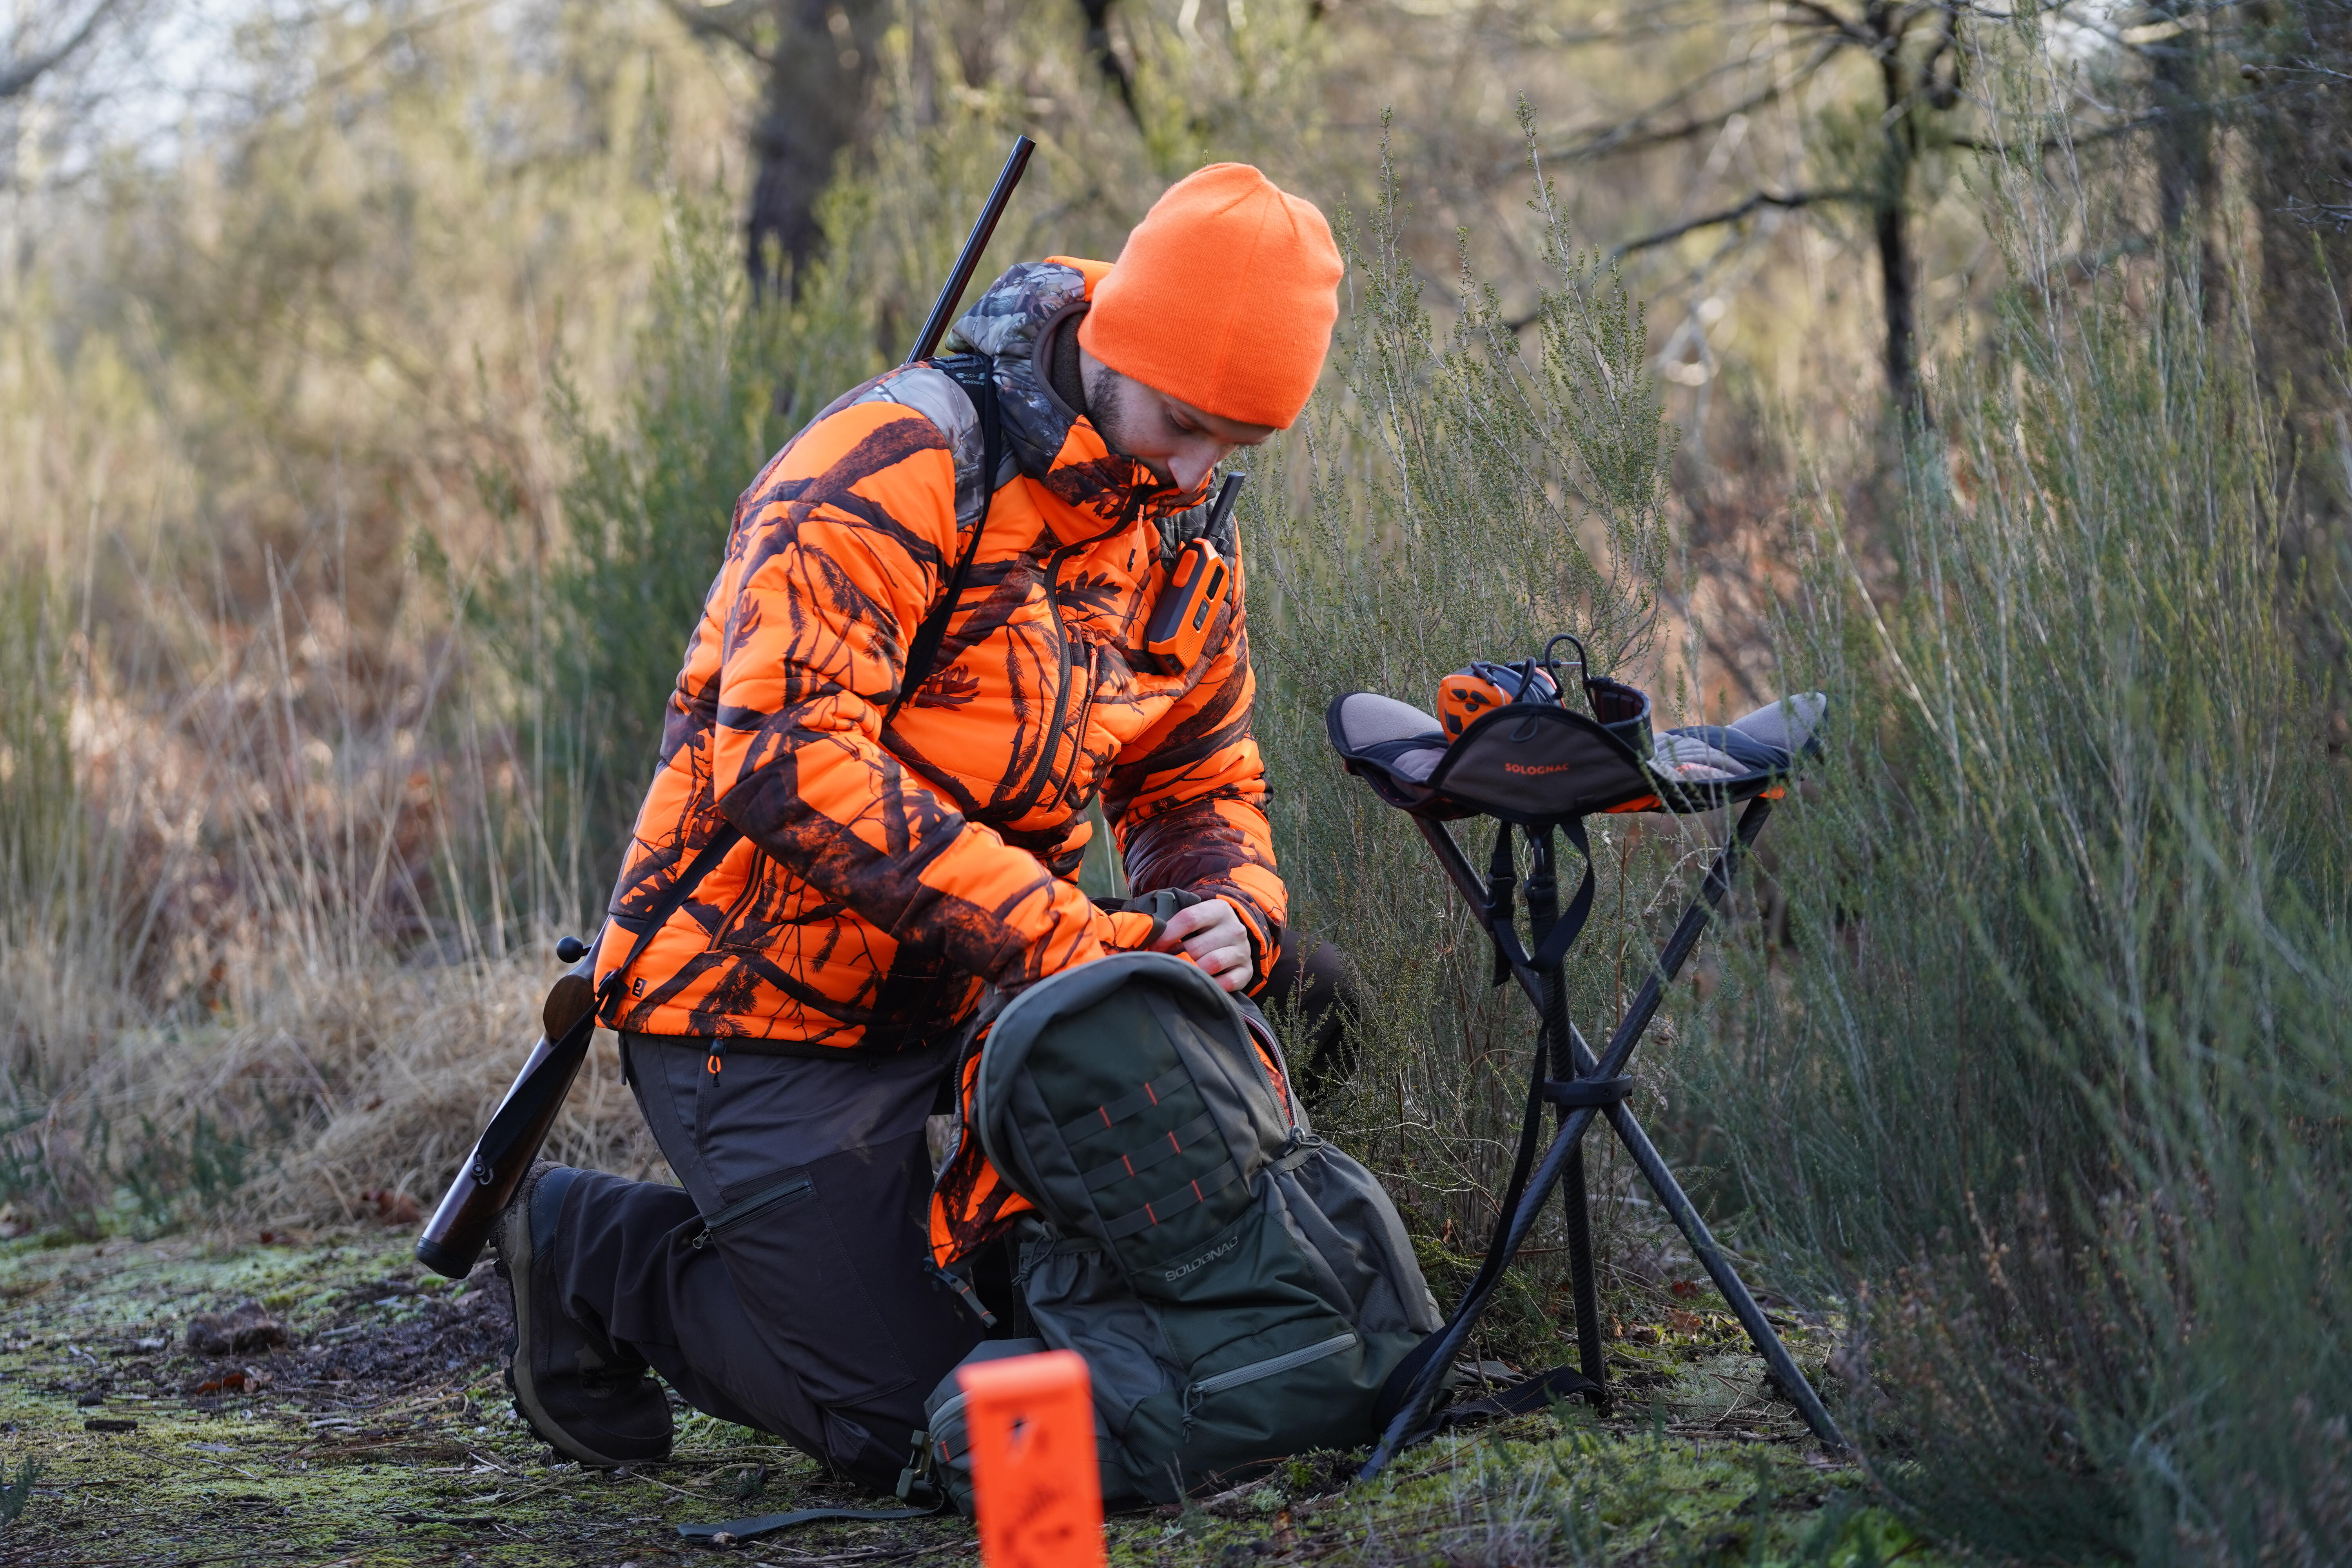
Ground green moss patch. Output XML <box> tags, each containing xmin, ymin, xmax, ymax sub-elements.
<box><xmin>0</xmin><ymin>1234</ymin><xmax>1938</xmax><ymax>1566</ymax></box>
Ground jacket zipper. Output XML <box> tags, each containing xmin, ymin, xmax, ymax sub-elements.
<box><xmin>708</xmin><ymin>838</ymin><xmax>765</xmax><ymax>950</ymax></box>
<box><xmin>1054</xmin><ymin>642</ymin><xmax>1100</xmax><ymax>808</ymax></box>
<box><xmin>688</xmin><ymin>1173</ymin><xmax>812</xmax><ymax>1249</ymax></box>
<box><xmin>1187</xmin><ymin>1331</ymin><xmax>1357</xmax><ymax>1401</ymax></box>
<box><xmin>1237</xmin><ymin>1020</ymin><xmax>1299</xmax><ymax>1132</ymax></box>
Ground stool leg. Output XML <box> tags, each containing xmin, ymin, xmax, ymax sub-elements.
<box><xmin>1538</xmin><ymin>931</ymin><xmax>1609</xmax><ymax>1412</ymax></box>
<box><xmin>1561</xmin><ymin>1020</ymin><xmax>1849</xmax><ymax>1452</ymax></box>
<box><xmin>1560</xmin><ymin>1142</ymin><xmax>1609</xmax><ymax>1409</ymax></box>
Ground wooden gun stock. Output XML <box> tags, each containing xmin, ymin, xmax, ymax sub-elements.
<box><xmin>414</xmin><ymin>943</ymin><xmax>601</xmax><ymax>1279</ymax></box>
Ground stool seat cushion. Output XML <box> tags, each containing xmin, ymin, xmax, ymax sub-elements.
<box><xmin>1327</xmin><ymin>686</ymin><xmax>1826</xmax><ymax>826</ymax></box>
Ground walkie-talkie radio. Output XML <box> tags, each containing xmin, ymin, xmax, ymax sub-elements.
<box><xmin>1140</xmin><ymin>471</ymin><xmax>1244</xmax><ymax>675</ymax></box>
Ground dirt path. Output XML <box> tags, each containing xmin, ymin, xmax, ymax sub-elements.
<box><xmin>0</xmin><ymin>1232</ymin><xmax>1931</xmax><ymax>1566</ymax></box>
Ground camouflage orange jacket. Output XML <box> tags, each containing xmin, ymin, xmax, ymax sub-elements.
<box><xmin>593</xmin><ymin>261</ymin><xmax>1287</xmax><ymax>1050</ymax></box>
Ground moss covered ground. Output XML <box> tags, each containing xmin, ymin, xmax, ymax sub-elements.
<box><xmin>0</xmin><ymin>1231</ymin><xmax>1940</xmax><ymax>1566</ymax></box>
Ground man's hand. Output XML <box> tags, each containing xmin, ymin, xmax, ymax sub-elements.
<box><xmin>1152</xmin><ymin>896</ymin><xmax>1255</xmax><ymax>993</ymax></box>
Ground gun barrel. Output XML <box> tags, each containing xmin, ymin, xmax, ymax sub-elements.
<box><xmin>907</xmin><ymin>135</ymin><xmax>1036</xmax><ymax>365</ymax></box>
<box><xmin>415</xmin><ymin>1025</ymin><xmax>592</xmax><ymax>1278</ymax></box>
<box><xmin>416</xmin><ymin>947</ymin><xmax>599</xmax><ymax>1279</ymax></box>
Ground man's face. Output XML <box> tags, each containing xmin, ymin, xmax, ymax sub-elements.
<box><xmin>1080</xmin><ymin>348</ymin><xmax>1277</xmax><ymax>494</ymax></box>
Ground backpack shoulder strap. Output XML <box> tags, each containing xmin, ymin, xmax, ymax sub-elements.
<box><xmin>886</xmin><ymin>356</ymin><xmax>1001</xmax><ymax>726</ymax></box>
<box><xmin>601</xmin><ymin>359</ymin><xmax>998</xmax><ymax>981</ymax></box>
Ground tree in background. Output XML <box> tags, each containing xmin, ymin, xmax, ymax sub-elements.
<box><xmin>662</xmin><ymin>0</ymin><xmax>890</xmax><ymax>294</ymax></box>
<box><xmin>1556</xmin><ymin>0</ymin><xmax>2254</xmax><ymax>427</ymax></box>
<box><xmin>0</xmin><ymin>0</ymin><xmax>152</xmax><ymax>198</ymax></box>
<box><xmin>663</xmin><ymin>0</ymin><xmax>1147</xmax><ymax>292</ymax></box>
<box><xmin>0</xmin><ymin>0</ymin><xmax>129</xmax><ymax>102</ymax></box>
<box><xmin>2242</xmin><ymin>0</ymin><xmax>2352</xmax><ymax>710</ymax></box>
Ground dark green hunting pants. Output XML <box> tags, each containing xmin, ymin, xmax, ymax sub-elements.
<box><xmin>542</xmin><ymin>930</ymin><xmax>1360</xmax><ymax>1490</ymax></box>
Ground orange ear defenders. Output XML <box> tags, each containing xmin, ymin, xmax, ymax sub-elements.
<box><xmin>1438</xmin><ymin>659</ymin><xmax>1561</xmax><ymax>738</ymax></box>
<box><xmin>1140</xmin><ymin>472</ymin><xmax>1245</xmax><ymax>676</ymax></box>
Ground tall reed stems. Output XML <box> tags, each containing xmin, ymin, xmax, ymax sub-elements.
<box><xmin>1680</xmin><ymin>98</ymin><xmax>2352</xmax><ymax>1561</ymax></box>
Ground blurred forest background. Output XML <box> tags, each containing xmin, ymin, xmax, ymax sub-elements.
<box><xmin>4</xmin><ymin>0</ymin><xmax>2350</xmax><ymax>1560</ymax></box>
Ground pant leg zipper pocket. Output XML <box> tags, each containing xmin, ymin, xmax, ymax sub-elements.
<box><xmin>690</xmin><ymin>1174</ymin><xmax>813</xmax><ymax>1249</ymax></box>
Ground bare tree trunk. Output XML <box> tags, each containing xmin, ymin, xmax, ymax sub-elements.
<box><xmin>2249</xmin><ymin>0</ymin><xmax>2352</xmax><ymax>713</ymax></box>
<box><xmin>2151</xmin><ymin>0</ymin><xmax>2222</xmax><ymax>314</ymax></box>
<box><xmin>1872</xmin><ymin>2</ymin><xmax>1928</xmax><ymax>427</ymax></box>
<box><xmin>2251</xmin><ymin>0</ymin><xmax>2352</xmax><ymax>405</ymax></box>
<box><xmin>1074</xmin><ymin>0</ymin><xmax>1143</xmax><ymax>129</ymax></box>
<box><xmin>744</xmin><ymin>0</ymin><xmax>885</xmax><ymax>297</ymax></box>
<box><xmin>1874</xmin><ymin>197</ymin><xmax>1922</xmax><ymax>424</ymax></box>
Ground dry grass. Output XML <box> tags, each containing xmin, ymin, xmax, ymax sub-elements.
<box><xmin>0</xmin><ymin>534</ymin><xmax>668</xmax><ymax>1234</ymax></box>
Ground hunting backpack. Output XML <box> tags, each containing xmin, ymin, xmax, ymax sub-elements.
<box><xmin>906</xmin><ymin>950</ymin><xmax>1442</xmax><ymax>1509</ymax></box>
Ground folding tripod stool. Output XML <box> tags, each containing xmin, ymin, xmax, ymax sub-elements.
<box><xmin>1325</xmin><ymin>640</ymin><xmax>1848</xmax><ymax>1476</ymax></box>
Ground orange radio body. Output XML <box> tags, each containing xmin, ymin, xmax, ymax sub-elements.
<box><xmin>1139</xmin><ymin>472</ymin><xmax>1244</xmax><ymax>676</ymax></box>
<box><xmin>1438</xmin><ymin>660</ymin><xmax>1561</xmax><ymax>737</ymax></box>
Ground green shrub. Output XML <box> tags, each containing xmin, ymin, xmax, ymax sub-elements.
<box><xmin>521</xmin><ymin>187</ymin><xmax>872</xmax><ymax>887</ymax></box>
<box><xmin>0</xmin><ymin>571</ymin><xmax>74</xmax><ymax>947</ymax></box>
<box><xmin>0</xmin><ymin>1454</ymin><xmax>40</xmax><ymax>1530</ymax></box>
<box><xmin>1253</xmin><ymin>111</ymin><xmax>1687</xmax><ymax>1354</ymax></box>
<box><xmin>1678</xmin><ymin>146</ymin><xmax>2352</xmax><ymax>1562</ymax></box>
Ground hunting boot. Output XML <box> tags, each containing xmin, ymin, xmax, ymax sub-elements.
<box><xmin>495</xmin><ymin>1160</ymin><xmax>674</xmax><ymax>1467</ymax></box>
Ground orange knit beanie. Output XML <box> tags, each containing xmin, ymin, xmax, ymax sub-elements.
<box><xmin>1077</xmin><ymin>163</ymin><xmax>1343</xmax><ymax>430</ymax></box>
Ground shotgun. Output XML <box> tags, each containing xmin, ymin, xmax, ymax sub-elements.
<box><xmin>415</xmin><ymin>134</ymin><xmax>1039</xmax><ymax>1281</ymax></box>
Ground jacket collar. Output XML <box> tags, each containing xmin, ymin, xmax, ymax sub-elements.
<box><xmin>945</xmin><ymin>262</ymin><xmax>1206</xmax><ymax>546</ymax></box>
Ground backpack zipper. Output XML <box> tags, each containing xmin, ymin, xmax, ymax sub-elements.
<box><xmin>1187</xmin><ymin>1331</ymin><xmax>1357</xmax><ymax>1401</ymax></box>
<box><xmin>689</xmin><ymin>1174</ymin><xmax>812</xmax><ymax>1249</ymax></box>
<box><xmin>927</xmin><ymin>1387</ymin><xmax>976</xmax><ymax>1446</ymax></box>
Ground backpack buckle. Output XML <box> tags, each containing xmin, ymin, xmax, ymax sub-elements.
<box><xmin>895</xmin><ymin>1428</ymin><xmax>940</xmax><ymax>1506</ymax></box>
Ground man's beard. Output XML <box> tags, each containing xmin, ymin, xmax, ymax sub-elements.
<box><xmin>1090</xmin><ymin>381</ymin><xmax>1211</xmax><ymax>506</ymax></box>
<box><xmin>1086</xmin><ymin>376</ymin><xmax>1161</xmax><ymax>484</ymax></box>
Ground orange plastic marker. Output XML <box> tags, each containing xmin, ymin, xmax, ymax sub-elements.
<box><xmin>958</xmin><ymin>1349</ymin><xmax>1105</xmax><ymax>1568</ymax></box>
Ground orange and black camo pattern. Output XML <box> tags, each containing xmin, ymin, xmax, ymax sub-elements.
<box><xmin>592</xmin><ymin>261</ymin><xmax>1286</xmax><ymax>1053</ymax></box>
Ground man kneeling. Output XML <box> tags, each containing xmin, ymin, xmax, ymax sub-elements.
<box><xmin>497</xmin><ymin>163</ymin><xmax>1356</xmax><ymax>1487</ymax></box>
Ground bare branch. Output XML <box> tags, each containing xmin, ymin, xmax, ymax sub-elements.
<box><xmin>1780</xmin><ymin>0</ymin><xmax>1882</xmax><ymax>51</ymax></box>
<box><xmin>1537</xmin><ymin>40</ymin><xmax>1841</xmax><ymax>167</ymax></box>
<box><xmin>310</xmin><ymin>0</ymin><xmax>500</xmax><ymax>96</ymax></box>
<box><xmin>1476</xmin><ymin>0</ymin><xmax>1768</xmax><ymax>52</ymax></box>
<box><xmin>1611</xmin><ymin>188</ymin><xmax>1867</xmax><ymax>260</ymax></box>
<box><xmin>660</xmin><ymin>0</ymin><xmax>775</xmax><ymax>64</ymax></box>
<box><xmin>1942</xmin><ymin>102</ymin><xmax>2206</xmax><ymax>154</ymax></box>
<box><xmin>0</xmin><ymin>0</ymin><xmax>125</xmax><ymax>101</ymax></box>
